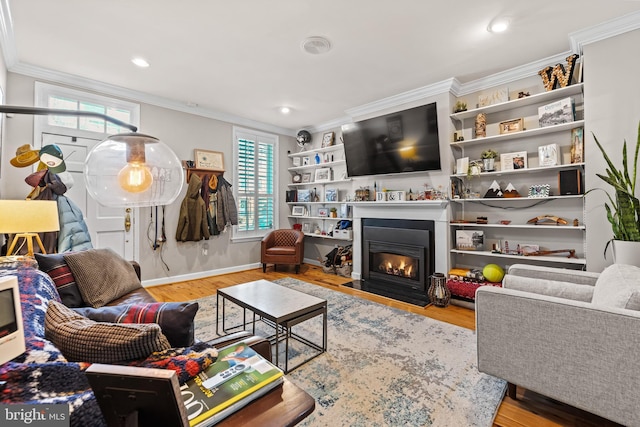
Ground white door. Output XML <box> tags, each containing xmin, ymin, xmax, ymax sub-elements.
<box><xmin>40</xmin><ymin>133</ymin><xmax>136</xmax><ymax>259</ymax></box>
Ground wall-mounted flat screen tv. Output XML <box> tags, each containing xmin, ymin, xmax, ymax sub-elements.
<box><xmin>341</xmin><ymin>102</ymin><xmax>441</xmax><ymax>177</ymax></box>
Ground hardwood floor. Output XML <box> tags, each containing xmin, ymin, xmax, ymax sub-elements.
<box><xmin>146</xmin><ymin>264</ymin><xmax>620</xmax><ymax>427</ymax></box>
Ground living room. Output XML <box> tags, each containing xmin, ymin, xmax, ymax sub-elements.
<box><xmin>1</xmin><ymin>2</ymin><xmax>640</xmax><ymax>426</ymax></box>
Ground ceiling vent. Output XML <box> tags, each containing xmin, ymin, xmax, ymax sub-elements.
<box><xmin>302</xmin><ymin>36</ymin><xmax>332</xmax><ymax>55</ymax></box>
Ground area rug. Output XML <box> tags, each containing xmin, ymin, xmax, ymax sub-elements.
<box><xmin>193</xmin><ymin>278</ymin><xmax>506</xmax><ymax>426</ymax></box>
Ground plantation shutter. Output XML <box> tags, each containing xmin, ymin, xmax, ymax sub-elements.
<box><xmin>233</xmin><ymin>128</ymin><xmax>278</xmax><ymax>240</ymax></box>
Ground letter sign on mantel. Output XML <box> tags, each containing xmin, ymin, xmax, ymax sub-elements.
<box><xmin>538</xmin><ymin>54</ymin><xmax>579</xmax><ymax>91</ymax></box>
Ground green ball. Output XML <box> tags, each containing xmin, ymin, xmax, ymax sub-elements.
<box><xmin>483</xmin><ymin>264</ymin><xmax>505</xmax><ymax>282</ymax></box>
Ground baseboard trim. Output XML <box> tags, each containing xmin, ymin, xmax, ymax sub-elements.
<box><xmin>141</xmin><ymin>262</ymin><xmax>262</xmax><ymax>288</ymax></box>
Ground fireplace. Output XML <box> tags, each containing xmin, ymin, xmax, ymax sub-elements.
<box><xmin>360</xmin><ymin>218</ymin><xmax>435</xmax><ymax>305</ymax></box>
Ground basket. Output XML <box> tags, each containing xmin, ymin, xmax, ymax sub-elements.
<box><xmin>322</xmin><ymin>265</ymin><xmax>336</xmax><ymax>274</ymax></box>
<box><xmin>335</xmin><ymin>264</ymin><xmax>352</xmax><ymax>278</ymax></box>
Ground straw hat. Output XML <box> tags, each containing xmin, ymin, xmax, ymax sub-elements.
<box><xmin>10</xmin><ymin>144</ymin><xmax>40</xmax><ymax>168</ymax></box>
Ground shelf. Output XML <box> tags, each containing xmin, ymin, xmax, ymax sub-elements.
<box><xmin>449</xmin><ymin>249</ymin><xmax>586</xmax><ymax>265</ymax></box>
<box><xmin>288</xmin><ymin>215</ymin><xmax>344</xmax><ymax>220</ymax></box>
<box><xmin>451</xmin><ymin>162</ymin><xmax>584</xmax><ymax>179</ymax></box>
<box><xmin>303</xmin><ymin>232</ymin><xmax>352</xmax><ymax>241</ymax></box>
<box><xmin>287</xmin><ymin>201</ymin><xmax>347</xmax><ymax>205</ymax></box>
<box><xmin>451</xmin><ymin>195</ymin><xmax>583</xmax><ymax>203</ymax></box>
<box><xmin>450</xmin><ymin>120</ymin><xmax>584</xmax><ymax>148</ymax></box>
<box><xmin>450</xmin><ymin>84</ymin><xmax>584</xmax><ymax>121</ymax></box>
<box><xmin>289</xmin><ymin>160</ymin><xmax>346</xmax><ymax>172</ymax></box>
<box><xmin>288</xmin><ymin>178</ymin><xmax>350</xmax><ymax>187</ymax></box>
<box><xmin>349</xmin><ymin>200</ymin><xmax>449</xmax><ymax>207</ymax></box>
<box><xmin>450</xmin><ymin>223</ymin><xmax>585</xmax><ymax>231</ymax></box>
<box><xmin>289</xmin><ymin>144</ymin><xmax>345</xmax><ymax>157</ymax></box>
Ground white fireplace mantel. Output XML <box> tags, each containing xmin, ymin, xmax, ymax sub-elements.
<box><xmin>350</xmin><ymin>201</ymin><xmax>449</xmax><ymax>280</ymax></box>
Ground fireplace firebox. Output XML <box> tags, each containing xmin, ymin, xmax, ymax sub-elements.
<box><xmin>360</xmin><ymin>218</ymin><xmax>435</xmax><ymax>306</ymax></box>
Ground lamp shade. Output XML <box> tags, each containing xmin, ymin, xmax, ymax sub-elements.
<box><xmin>84</xmin><ymin>133</ymin><xmax>184</xmax><ymax>208</ymax></box>
<box><xmin>0</xmin><ymin>200</ymin><xmax>60</xmax><ymax>233</ymax></box>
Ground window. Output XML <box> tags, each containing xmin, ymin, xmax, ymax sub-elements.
<box><xmin>233</xmin><ymin>127</ymin><xmax>278</xmax><ymax>241</ymax></box>
<box><xmin>35</xmin><ymin>82</ymin><xmax>140</xmax><ymax>138</ymax></box>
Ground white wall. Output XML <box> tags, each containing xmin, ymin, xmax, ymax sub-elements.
<box><xmin>584</xmin><ymin>29</ymin><xmax>640</xmax><ymax>272</ymax></box>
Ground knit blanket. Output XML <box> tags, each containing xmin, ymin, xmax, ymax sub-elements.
<box><xmin>0</xmin><ymin>264</ymin><xmax>217</xmax><ymax>427</ymax></box>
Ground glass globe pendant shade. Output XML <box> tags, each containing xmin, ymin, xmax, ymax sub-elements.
<box><xmin>85</xmin><ymin>133</ymin><xmax>184</xmax><ymax>207</ymax></box>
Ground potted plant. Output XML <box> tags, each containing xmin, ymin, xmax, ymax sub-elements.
<box><xmin>591</xmin><ymin>122</ymin><xmax>640</xmax><ymax>266</ymax></box>
<box><xmin>329</xmin><ymin>207</ymin><xmax>338</xmax><ymax>218</ymax></box>
<box><xmin>481</xmin><ymin>149</ymin><xmax>499</xmax><ymax>172</ymax></box>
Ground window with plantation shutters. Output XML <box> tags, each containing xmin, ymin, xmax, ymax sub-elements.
<box><xmin>233</xmin><ymin>127</ymin><xmax>279</xmax><ymax>240</ymax></box>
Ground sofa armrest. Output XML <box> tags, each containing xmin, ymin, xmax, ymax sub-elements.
<box><xmin>476</xmin><ymin>286</ymin><xmax>640</xmax><ymax>426</ymax></box>
<box><xmin>507</xmin><ymin>264</ymin><xmax>599</xmax><ymax>286</ymax></box>
<box><xmin>207</xmin><ymin>331</ymin><xmax>272</xmax><ymax>360</ymax></box>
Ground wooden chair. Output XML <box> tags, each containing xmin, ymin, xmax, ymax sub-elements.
<box><xmin>261</xmin><ymin>229</ymin><xmax>304</xmax><ymax>273</ymax></box>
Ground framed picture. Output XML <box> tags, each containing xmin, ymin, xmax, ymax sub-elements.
<box><xmin>302</xmin><ymin>156</ymin><xmax>310</xmax><ymax>166</ymax></box>
<box><xmin>571</xmin><ymin>127</ymin><xmax>584</xmax><ymax>163</ymax></box>
<box><xmin>322</xmin><ymin>131</ymin><xmax>335</xmax><ymax>148</ymax></box>
<box><xmin>455</xmin><ymin>230</ymin><xmax>484</xmax><ymax>251</ymax></box>
<box><xmin>528</xmin><ymin>184</ymin><xmax>550</xmax><ymax>198</ymax></box>
<box><xmin>314</xmin><ymin>168</ymin><xmax>332</xmax><ymax>183</ymax></box>
<box><xmin>297</xmin><ymin>189</ymin><xmax>311</xmax><ymax>202</ymax></box>
<box><xmin>292</xmin><ymin>157</ymin><xmax>301</xmax><ymax>167</ymax></box>
<box><xmin>194</xmin><ymin>149</ymin><xmax>224</xmax><ymax>170</ymax></box>
<box><xmin>301</xmin><ymin>173</ymin><xmax>312</xmax><ymax>183</ymax></box>
<box><xmin>499</xmin><ymin>118</ymin><xmax>524</xmax><ymax>134</ymax></box>
<box><xmin>291</xmin><ymin>206</ymin><xmax>306</xmax><ymax>216</ymax></box>
<box><xmin>325</xmin><ymin>188</ymin><xmax>338</xmax><ymax>202</ymax></box>
<box><xmin>500</xmin><ymin>151</ymin><xmax>528</xmax><ymax>171</ymax></box>
<box><xmin>456</xmin><ymin>157</ymin><xmax>469</xmax><ymax>175</ymax></box>
<box><xmin>317</xmin><ymin>207</ymin><xmax>328</xmax><ymax>217</ymax></box>
<box><xmin>538</xmin><ymin>144</ymin><xmax>560</xmax><ymax>167</ymax></box>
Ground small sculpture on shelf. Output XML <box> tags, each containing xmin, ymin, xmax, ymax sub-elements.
<box><xmin>475</xmin><ymin>113</ymin><xmax>487</xmax><ymax>138</ymax></box>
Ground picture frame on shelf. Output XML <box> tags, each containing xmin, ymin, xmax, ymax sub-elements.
<box><xmin>291</xmin><ymin>206</ymin><xmax>306</xmax><ymax>216</ymax></box>
<box><xmin>500</xmin><ymin>151</ymin><xmax>528</xmax><ymax>171</ymax></box>
<box><xmin>297</xmin><ymin>189</ymin><xmax>311</xmax><ymax>202</ymax></box>
<box><xmin>456</xmin><ymin>157</ymin><xmax>469</xmax><ymax>175</ymax></box>
<box><xmin>292</xmin><ymin>157</ymin><xmax>301</xmax><ymax>167</ymax></box>
<box><xmin>538</xmin><ymin>144</ymin><xmax>560</xmax><ymax>167</ymax></box>
<box><xmin>317</xmin><ymin>207</ymin><xmax>328</xmax><ymax>217</ymax></box>
<box><xmin>314</xmin><ymin>168</ymin><xmax>332</xmax><ymax>183</ymax></box>
<box><xmin>528</xmin><ymin>184</ymin><xmax>550</xmax><ymax>198</ymax></box>
<box><xmin>455</xmin><ymin>230</ymin><xmax>484</xmax><ymax>251</ymax></box>
<box><xmin>478</xmin><ymin>88</ymin><xmax>508</xmax><ymax>107</ymax></box>
<box><xmin>301</xmin><ymin>173</ymin><xmax>312</xmax><ymax>183</ymax></box>
<box><xmin>292</xmin><ymin>173</ymin><xmax>302</xmax><ymax>183</ymax></box>
<box><xmin>322</xmin><ymin>131</ymin><xmax>335</xmax><ymax>148</ymax></box>
<box><xmin>498</xmin><ymin>118</ymin><xmax>524</xmax><ymax>134</ymax></box>
<box><xmin>538</xmin><ymin>97</ymin><xmax>575</xmax><ymax>127</ymax></box>
<box><xmin>194</xmin><ymin>149</ymin><xmax>224</xmax><ymax>170</ymax></box>
<box><xmin>302</xmin><ymin>156</ymin><xmax>310</xmax><ymax>166</ymax></box>
<box><xmin>571</xmin><ymin>127</ymin><xmax>584</xmax><ymax>163</ymax></box>
<box><xmin>325</xmin><ymin>188</ymin><xmax>338</xmax><ymax>202</ymax></box>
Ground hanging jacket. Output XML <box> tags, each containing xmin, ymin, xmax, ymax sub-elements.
<box><xmin>28</xmin><ymin>170</ymin><xmax>67</xmax><ymax>254</ymax></box>
<box><xmin>176</xmin><ymin>174</ymin><xmax>211</xmax><ymax>242</ymax></box>
<box><xmin>57</xmin><ymin>195</ymin><xmax>93</xmax><ymax>253</ymax></box>
<box><xmin>215</xmin><ymin>176</ymin><xmax>238</xmax><ymax>232</ymax></box>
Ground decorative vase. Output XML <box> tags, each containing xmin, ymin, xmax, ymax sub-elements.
<box><xmin>428</xmin><ymin>273</ymin><xmax>451</xmax><ymax>307</ymax></box>
<box><xmin>612</xmin><ymin>240</ymin><xmax>640</xmax><ymax>267</ymax></box>
<box><xmin>483</xmin><ymin>158</ymin><xmax>495</xmax><ymax>171</ymax></box>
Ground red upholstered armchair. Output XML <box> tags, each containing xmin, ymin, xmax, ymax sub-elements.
<box><xmin>261</xmin><ymin>229</ymin><xmax>304</xmax><ymax>273</ymax></box>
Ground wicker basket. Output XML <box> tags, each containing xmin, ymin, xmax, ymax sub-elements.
<box><xmin>322</xmin><ymin>265</ymin><xmax>336</xmax><ymax>275</ymax></box>
<box><xmin>335</xmin><ymin>264</ymin><xmax>352</xmax><ymax>278</ymax></box>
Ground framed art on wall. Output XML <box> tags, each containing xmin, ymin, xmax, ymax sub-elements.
<box><xmin>194</xmin><ymin>149</ymin><xmax>224</xmax><ymax>170</ymax></box>
<box><xmin>314</xmin><ymin>168</ymin><xmax>332</xmax><ymax>182</ymax></box>
<box><xmin>322</xmin><ymin>131</ymin><xmax>335</xmax><ymax>148</ymax></box>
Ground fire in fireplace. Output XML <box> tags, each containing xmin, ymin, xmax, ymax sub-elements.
<box><xmin>373</xmin><ymin>253</ymin><xmax>418</xmax><ymax>279</ymax></box>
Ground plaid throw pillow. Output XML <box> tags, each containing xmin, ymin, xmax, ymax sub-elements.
<box><xmin>35</xmin><ymin>252</ymin><xmax>85</xmax><ymax>307</ymax></box>
<box><xmin>74</xmin><ymin>302</ymin><xmax>199</xmax><ymax>347</ymax></box>
<box><xmin>45</xmin><ymin>300</ymin><xmax>171</xmax><ymax>363</ymax></box>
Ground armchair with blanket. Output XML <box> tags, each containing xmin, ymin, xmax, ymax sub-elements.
<box><xmin>476</xmin><ymin>263</ymin><xmax>640</xmax><ymax>426</ymax></box>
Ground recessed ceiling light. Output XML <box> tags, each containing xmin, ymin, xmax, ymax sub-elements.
<box><xmin>131</xmin><ymin>57</ymin><xmax>150</xmax><ymax>68</ymax></box>
<box><xmin>488</xmin><ymin>17</ymin><xmax>510</xmax><ymax>33</ymax></box>
<box><xmin>301</xmin><ymin>36</ymin><xmax>332</xmax><ymax>55</ymax></box>
<box><xmin>279</xmin><ymin>106</ymin><xmax>291</xmax><ymax>115</ymax></box>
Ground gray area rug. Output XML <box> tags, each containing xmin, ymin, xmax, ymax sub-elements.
<box><xmin>193</xmin><ymin>278</ymin><xmax>506</xmax><ymax>426</ymax></box>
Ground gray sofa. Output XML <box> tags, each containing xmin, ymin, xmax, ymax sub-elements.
<box><xmin>476</xmin><ymin>263</ymin><xmax>640</xmax><ymax>427</ymax></box>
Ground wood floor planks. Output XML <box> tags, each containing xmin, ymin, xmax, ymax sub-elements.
<box><xmin>146</xmin><ymin>264</ymin><xmax>620</xmax><ymax>427</ymax></box>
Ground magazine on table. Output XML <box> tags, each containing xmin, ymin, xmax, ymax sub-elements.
<box><xmin>180</xmin><ymin>341</ymin><xmax>284</xmax><ymax>427</ymax></box>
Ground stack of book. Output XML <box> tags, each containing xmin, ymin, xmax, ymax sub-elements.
<box><xmin>446</xmin><ymin>268</ymin><xmax>502</xmax><ymax>302</ymax></box>
<box><xmin>181</xmin><ymin>341</ymin><xmax>284</xmax><ymax>426</ymax></box>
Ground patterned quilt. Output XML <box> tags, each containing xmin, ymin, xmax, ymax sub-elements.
<box><xmin>0</xmin><ymin>263</ymin><xmax>217</xmax><ymax>427</ymax></box>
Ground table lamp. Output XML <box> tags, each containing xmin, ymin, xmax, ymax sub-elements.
<box><xmin>0</xmin><ymin>200</ymin><xmax>60</xmax><ymax>256</ymax></box>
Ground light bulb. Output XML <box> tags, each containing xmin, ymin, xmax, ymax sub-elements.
<box><xmin>118</xmin><ymin>162</ymin><xmax>153</xmax><ymax>192</ymax></box>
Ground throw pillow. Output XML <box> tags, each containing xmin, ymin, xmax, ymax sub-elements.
<box><xmin>34</xmin><ymin>252</ymin><xmax>85</xmax><ymax>307</ymax></box>
<box><xmin>73</xmin><ymin>302</ymin><xmax>199</xmax><ymax>347</ymax></box>
<box><xmin>591</xmin><ymin>263</ymin><xmax>640</xmax><ymax>308</ymax></box>
<box><xmin>45</xmin><ymin>300</ymin><xmax>171</xmax><ymax>363</ymax></box>
<box><xmin>63</xmin><ymin>248</ymin><xmax>141</xmax><ymax>308</ymax></box>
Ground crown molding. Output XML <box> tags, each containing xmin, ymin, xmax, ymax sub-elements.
<box><xmin>569</xmin><ymin>10</ymin><xmax>640</xmax><ymax>54</ymax></box>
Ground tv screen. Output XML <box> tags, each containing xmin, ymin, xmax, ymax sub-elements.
<box><xmin>342</xmin><ymin>102</ymin><xmax>441</xmax><ymax>177</ymax></box>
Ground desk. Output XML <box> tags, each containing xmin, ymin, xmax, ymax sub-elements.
<box><xmin>217</xmin><ymin>280</ymin><xmax>327</xmax><ymax>373</ymax></box>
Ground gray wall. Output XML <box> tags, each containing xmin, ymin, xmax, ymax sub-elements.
<box><xmin>584</xmin><ymin>28</ymin><xmax>640</xmax><ymax>272</ymax></box>
<box><xmin>0</xmin><ymin>73</ymin><xmax>296</xmax><ymax>282</ymax></box>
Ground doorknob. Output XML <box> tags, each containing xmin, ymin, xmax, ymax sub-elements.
<box><xmin>125</xmin><ymin>208</ymin><xmax>131</xmax><ymax>232</ymax></box>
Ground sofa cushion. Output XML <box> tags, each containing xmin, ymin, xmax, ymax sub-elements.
<box><xmin>64</xmin><ymin>248</ymin><xmax>141</xmax><ymax>308</ymax></box>
<box><xmin>592</xmin><ymin>263</ymin><xmax>640</xmax><ymax>308</ymax></box>
<box><xmin>35</xmin><ymin>252</ymin><xmax>85</xmax><ymax>307</ymax></box>
<box><xmin>502</xmin><ymin>275</ymin><xmax>594</xmax><ymax>302</ymax></box>
<box><xmin>45</xmin><ymin>300</ymin><xmax>171</xmax><ymax>363</ymax></box>
<box><xmin>73</xmin><ymin>302</ymin><xmax>199</xmax><ymax>347</ymax></box>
